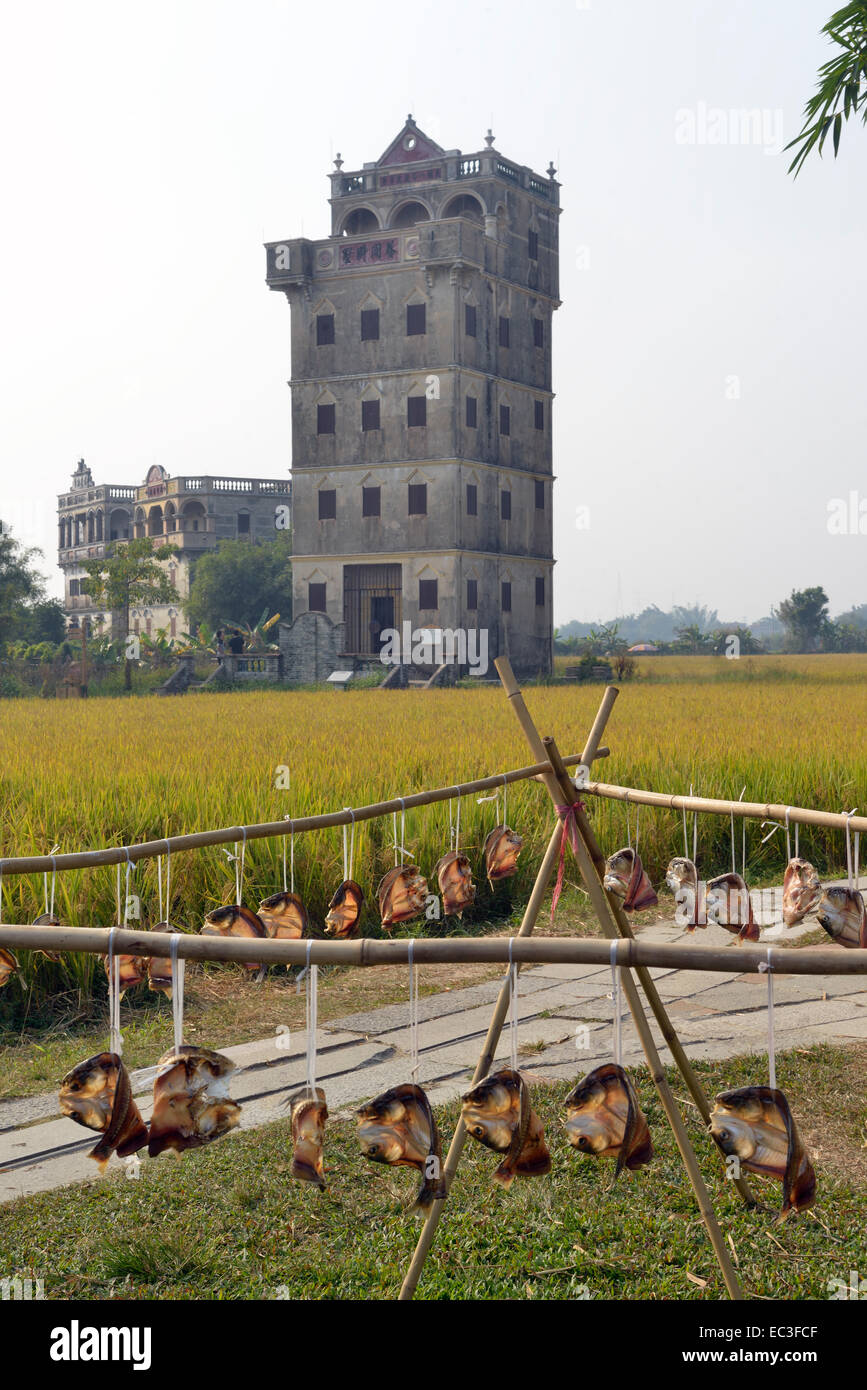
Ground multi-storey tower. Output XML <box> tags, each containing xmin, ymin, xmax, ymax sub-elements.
<box><xmin>265</xmin><ymin>117</ymin><xmax>560</xmax><ymax>675</ymax></box>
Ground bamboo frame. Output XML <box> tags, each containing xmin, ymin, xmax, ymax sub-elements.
<box><xmin>0</xmin><ymin>751</ymin><xmax>607</xmax><ymax>877</ymax></box>
<box><xmin>582</xmin><ymin>781</ymin><xmax>867</xmax><ymax>835</ymax></box>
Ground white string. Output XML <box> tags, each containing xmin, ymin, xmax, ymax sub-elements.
<box><xmin>234</xmin><ymin>827</ymin><xmax>247</xmax><ymax>903</ymax></box>
<box><xmin>856</xmin><ymin>831</ymin><xmax>861</xmax><ymax>891</ymax></box>
<box><xmin>634</xmin><ymin>803</ymin><xmax>641</xmax><ymax>855</ymax></box>
<box><xmin>408</xmin><ymin>940</ymin><xmax>419</xmax><ymax>1082</ymax></box>
<box><xmin>454</xmin><ymin>789</ymin><xmax>461</xmax><ymax>852</ymax></box>
<box><xmin>121</xmin><ymin>849</ymin><xmax>132</xmax><ymax>927</ymax></box>
<box><xmin>692</xmin><ymin>797</ymin><xmax>698</xmax><ymax>866</ymax></box>
<box><xmin>502</xmin><ymin>773</ymin><xmax>508</xmax><ymax>827</ymax></box>
<box><xmin>625</xmin><ymin>791</ymin><xmax>631</xmax><ymax>850</ymax></box>
<box><xmin>730</xmin><ymin>808</ymin><xmax>736</xmax><ymax>874</ymax></box>
<box><xmin>759</xmin><ymin>949</ymin><xmax>776</xmax><ymax>1091</ymax></box>
<box><xmin>610</xmin><ymin>939</ymin><xmax>622</xmax><ymax>1067</ymax></box>
<box><xmin>165</xmin><ymin>841</ymin><xmax>171</xmax><ymax>925</ymax></box>
<box><xmin>785</xmin><ymin>808</ymin><xmax>792</xmax><ymax>863</ymax></box>
<box><xmin>682</xmin><ymin>801</ymin><xmax>689</xmax><ymax>859</ymax></box>
<box><xmin>399</xmin><ymin>799</ymin><xmax>405</xmax><ymax>865</ymax></box>
<box><xmin>508</xmin><ymin>938</ymin><xmax>518</xmax><ymax>1073</ymax></box>
<box><xmin>170</xmin><ymin>932</ymin><xmax>185</xmax><ymax>1054</ymax></box>
<box><xmin>107</xmin><ymin>927</ymin><xmax>122</xmax><ymax>1056</ymax></box>
<box><xmin>845</xmin><ymin>810</ymin><xmax>858</xmax><ymax>891</ymax></box>
<box><xmin>305</xmin><ymin>940</ymin><xmax>318</xmax><ymax>1096</ymax></box>
<box><xmin>48</xmin><ymin>853</ymin><xmax>58</xmax><ymax>919</ymax></box>
<box><xmin>157</xmin><ymin>854</ymin><xmax>163</xmax><ymax>922</ymax></box>
<box><xmin>738</xmin><ymin>787</ymin><xmax>747</xmax><ymax>876</ymax></box>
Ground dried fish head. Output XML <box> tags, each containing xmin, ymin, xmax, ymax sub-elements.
<box><xmin>564</xmin><ymin>1062</ymin><xmax>653</xmax><ymax>1176</ymax></box>
<box><xmin>376</xmin><ymin>865</ymin><xmax>429</xmax><ymax>929</ymax></box>
<box><xmin>324</xmin><ymin>880</ymin><xmax>364</xmax><ymax>938</ymax></box>
<box><xmin>709</xmin><ymin>1086</ymin><xmax>815</xmax><ymax>1215</ymax></box>
<box><xmin>59</xmin><ymin>1052</ymin><xmax>148</xmax><ymax>1170</ymax></box>
<box><xmin>290</xmin><ymin>1086</ymin><xmax>328</xmax><ymax>1189</ymax></box>
<box><xmin>355</xmin><ymin>1083</ymin><xmax>446</xmax><ymax>1209</ymax></box>
<box><xmin>705</xmin><ymin>873</ymin><xmax>760</xmax><ymax>942</ymax></box>
<box><xmin>102</xmin><ymin>950</ymin><xmax>147</xmax><ymax>996</ymax></box>
<box><xmin>147</xmin><ymin>923</ymin><xmax>181</xmax><ymax>997</ymax></box>
<box><xmin>603</xmin><ymin>848</ymin><xmax>658</xmax><ymax>912</ymax></box>
<box><xmin>201</xmin><ymin>905</ymin><xmax>267</xmax><ymax>971</ymax></box>
<box><xmin>815</xmin><ymin>886</ymin><xmax>867</xmax><ymax>949</ymax></box>
<box><xmin>0</xmin><ymin>948</ymin><xmax>18</xmax><ymax>988</ymax></box>
<box><xmin>148</xmin><ymin>1045</ymin><xmax>240</xmax><ymax>1157</ymax></box>
<box><xmin>257</xmin><ymin>891</ymin><xmax>308</xmax><ymax>940</ymax></box>
<box><xmin>435</xmin><ymin>851</ymin><xmax>476</xmax><ymax>917</ymax></box>
<box><xmin>461</xmin><ymin>1068</ymin><xmax>550</xmax><ymax>1188</ymax></box>
<box><xmin>29</xmin><ymin>912</ymin><xmax>64</xmax><ymax>961</ymax></box>
<box><xmin>484</xmin><ymin>825</ymin><xmax>523</xmax><ymax>884</ymax></box>
<box><xmin>781</xmin><ymin>859</ymin><xmax>822</xmax><ymax>928</ymax></box>
<box><xmin>665</xmin><ymin>858</ymin><xmax>703</xmax><ymax>929</ymax></box>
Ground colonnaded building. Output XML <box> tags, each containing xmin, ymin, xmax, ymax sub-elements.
<box><xmin>265</xmin><ymin>117</ymin><xmax>560</xmax><ymax>677</ymax></box>
<box><xmin>57</xmin><ymin>459</ymin><xmax>290</xmax><ymax>638</ymax></box>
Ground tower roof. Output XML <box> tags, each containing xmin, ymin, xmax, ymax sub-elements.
<box><xmin>376</xmin><ymin>115</ymin><xmax>445</xmax><ymax>167</ymax></box>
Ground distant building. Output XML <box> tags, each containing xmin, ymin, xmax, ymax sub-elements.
<box><xmin>265</xmin><ymin>117</ymin><xmax>560</xmax><ymax>677</ymax></box>
<box><xmin>57</xmin><ymin>460</ymin><xmax>290</xmax><ymax>638</ymax></box>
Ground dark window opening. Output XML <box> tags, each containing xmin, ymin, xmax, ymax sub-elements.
<box><xmin>407</xmin><ymin>395</ymin><xmax>427</xmax><ymax>427</ymax></box>
<box><xmin>466</xmin><ymin>395</ymin><xmax>477</xmax><ymax>428</ymax></box>
<box><xmin>534</xmin><ymin>400</ymin><xmax>544</xmax><ymax>430</ymax></box>
<box><xmin>535</xmin><ymin>479</ymin><xmax>545</xmax><ymax>510</ymax></box>
<box><xmin>466</xmin><ymin>579</ymin><xmax>478</xmax><ymax>611</ymax></box>
<box><xmin>499</xmin><ymin>405</ymin><xmax>510</xmax><ymax>436</ymax></box>
<box><xmin>465</xmin><ymin>304</ymin><xmax>477</xmax><ymax>337</ymax></box>
<box><xmin>533</xmin><ymin>318</ymin><xmax>544</xmax><ymax>348</ymax></box>
<box><xmin>408</xmin><ymin>483</ymin><xmax>427</xmax><ymax>516</ymax></box>
<box><xmin>309</xmin><ymin>582</ymin><xmax>327</xmax><ymax>612</ymax></box>
<box><xmin>406</xmin><ymin>302</ymin><xmax>426</xmax><ymax>336</ymax></box>
<box><xmin>237</xmin><ymin>513</ymin><xmax>250</xmax><ymax>534</ymax></box>
<box><xmin>528</xmin><ymin>229</ymin><xmax>539</xmax><ymax>260</ymax></box>
<box><xmin>501</xmin><ymin>490</ymin><xmax>512</xmax><ymax>521</ymax></box>
<box><xmin>466</xmin><ymin>483</ymin><xmax>477</xmax><ymax>516</ymax></box>
<box><xmin>419</xmin><ymin>578</ymin><xmax>438</xmax><ymax>610</ymax></box>
<box><xmin>535</xmin><ymin>576</ymin><xmax>545</xmax><ymax>607</ymax></box>
<box><xmin>360</xmin><ymin>308</ymin><xmax>380</xmax><ymax>341</ymax></box>
<box><xmin>498</xmin><ymin>315</ymin><xmax>510</xmax><ymax>348</ymax></box>
<box><xmin>501</xmin><ymin>581</ymin><xmax>512</xmax><ymax>612</ymax></box>
<box><xmin>318</xmin><ymin>489</ymin><xmax>336</xmax><ymax>520</ymax></box>
<box><xmin>317</xmin><ymin>402</ymin><xmax>335</xmax><ymax>435</ymax></box>
<box><xmin>362</xmin><ymin>486</ymin><xmax>381</xmax><ymax>518</ymax></box>
<box><xmin>316</xmin><ymin>313</ymin><xmax>335</xmax><ymax>345</ymax></box>
<box><xmin>361</xmin><ymin>399</ymin><xmax>380</xmax><ymax>431</ymax></box>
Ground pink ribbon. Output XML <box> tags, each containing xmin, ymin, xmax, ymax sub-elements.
<box><xmin>551</xmin><ymin>801</ymin><xmax>584</xmax><ymax>923</ymax></box>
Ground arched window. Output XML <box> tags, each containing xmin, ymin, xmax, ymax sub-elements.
<box><xmin>442</xmin><ymin>193</ymin><xmax>484</xmax><ymax>223</ymax></box>
<box><xmin>342</xmin><ymin>207</ymin><xmax>380</xmax><ymax>236</ymax></box>
<box><xmin>390</xmin><ymin>200</ymin><xmax>430</xmax><ymax>229</ymax></box>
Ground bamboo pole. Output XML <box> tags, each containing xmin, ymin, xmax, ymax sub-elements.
<box><xmin>494</xmin><ymin>658</ymin><xmax>744</xmax><ymax>1298</ymax></box>
<box><xmin>397</xmin><ymin>683</ymin><xmax>619</xmax><ymax>1300</ymax></box>
<box><xmin>0</xmin><ymin>924</ymin><xmax>863</xmax><ymax>974</ymax></box>
<box><xmin>543</xmin><ymin>736</ymin><xmax>758</xmax><ymax>1211</ymax></box>
<box><xmin>582</xmin><ymin>781</ymin><xmax>867</xmax><ymax>835</ymax></box>
<box><xmin>0</xmin><ymin>751</ymin><xmax>605</xmax><ymax>877</ymax></box>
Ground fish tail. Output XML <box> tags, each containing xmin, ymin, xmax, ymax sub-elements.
<box><xmin>414</xmin><ymin>1174</ymin><xmax>447</xmax><ymax>1211</ymax></box>
<box><xmin>492</xmin><ymin>1160</ymin><xmax>516</xmax><ymax>1189</ymax></box>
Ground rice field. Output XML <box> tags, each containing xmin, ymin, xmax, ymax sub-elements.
<box><xmin>1</xmin><ymin>654</ymin><xmax>865</xmax><ymax>1009</ymax></box>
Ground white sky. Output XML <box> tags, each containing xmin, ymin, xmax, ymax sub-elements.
<box><xmin>1</xmin><ymin>0</ymin><xmax>864</xmax><ymax>627</ymax></box>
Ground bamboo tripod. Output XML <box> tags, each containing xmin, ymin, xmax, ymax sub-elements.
<box><xmin>399</xmin><ymin>662</ymin><xmax>747</xmax><ymax>1301</ymax></box>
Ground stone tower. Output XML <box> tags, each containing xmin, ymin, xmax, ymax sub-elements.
<box><xmin>265</xmin><ymin>117</ymin><xmax>560</xmax><ymax>676</ymax></box>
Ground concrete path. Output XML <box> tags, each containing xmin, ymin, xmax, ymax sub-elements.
<box><xmin>2</xmin><ymin>881</ymin><xmax>865</xmax><ymax>1204</ymax></box>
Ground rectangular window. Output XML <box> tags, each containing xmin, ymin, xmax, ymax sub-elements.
<box><xmin>360</xmin><ymin>308</ymin><xmax>380</xmax><ymax>341</ymax></box>
<box><xmin>466</xmin><ymin>578</ymin><xmax>478</xmax><ymax>611</ymax></box>
<box><xmin>361</xmin><ymin>399</ymin><xmax>380</xmax><ymax>431</ymax></box>
<box><xmin>499</xmin><ymin>404</ymin><xmax>510</xmax><ymax>436</ymax></box>
<box><xmin>501</xmin><ymin>490</ymin><xmax>512</xmax><ymax>521</ymax></box>
<box><xmin>308</xmin><ymin>583</ymin><xmax>327</xmax><ymax>612</ymax></box>
<box><xmin>362</xmin><ymin>486</ymin><xmax>381</xmax><ymax>518</ymax></box>
<box><xmin>533</xmin><ymin>318</ymin><xmax>544</xmax><ymax>348</ymax></box>
<box><xmin>465</xmin><ymin>304</ymin><xmax>477</xmax><ymax>337</ymax></box>
<box><xmin>466</xmin><ymin>395</ymin><xmax>477</xmax><ymax>427</ymax></box>
<box><xmin>316</xmin><ymin>313</ymin><xmax>335</xmax><ymax>345</ymax></box>
<box><xmin>535</xmin><ymin>479</ymin><xmax>545</xmax><ymax>510</ymax></box>
<box><xmin>498</xmin><ymin>315</ymin><xmax>510</xmax><ymax>348</ymax></box>
<box><xmin>318</xmin><ymin>489</ymin><xmax>336</xmax><ymax>520</ymax></box>
<box><xmin>466</xmin><ymin>483</ymin><xmax>477</xmax><ymax>516</ymax></box>
<box><xmin>534</xmin><ymin>400</ymin><xmax>544</xmax><ymax>430</ymax></box>
<box><xmin>406</xmin><ymin>302</ymin><xmax>426</xmax><ymax>335</ymax></box>
<box><xmin>408</xmin><ymin>483</ymin><xmax>427</xmax><ymax>515</ymax></box>
<box><xmin>535</xmin><ymin>576</ymin><xmax>545</xmax><ymax>607</ymax></box>
<box><xmin>317</xmin><ymin>402</ymin><xmax>335</xmax><ymax>435</ymax></box>
<box><xmin>237</xmin><ymin>513</ymin><xmax>250</xmax><ymax>533</ymax></box>
<box><xmin>501</xmin><ymin>581</ymin><xmax>512</xmax><ymax>613</ymax></box>
<box><xmin>419</xmin><ymin>578</ymin><xmax>438</xmax><ymax>610</ymax></box>
<box><xmin>407</xmin><ymin>395</ymin><xmax>427</xmax><ymax>427</ymax></box>
<box><xmin>528</xmin><ymin>229</ymin><xmax>539</xmax><ymax>260</ymax></box>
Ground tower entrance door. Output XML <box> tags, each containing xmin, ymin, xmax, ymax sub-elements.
<box><xmin>343</xmin><ymin>563</ymin><xmax>402</xmax><ymax>655</ymax></box>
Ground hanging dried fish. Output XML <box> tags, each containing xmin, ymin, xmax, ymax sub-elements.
<box><xmin>201</xmin><ymin>905</ymin><xmax>267</xmax><ymax>972</ymax></box>
<box><xmin>815</xmin><ymin>886</ymin><xmax>867</xmax><ymax>949</ymax></box>
<box><xmin>435</xmin><ymin>851</ymin><xmax>476</xmax><ymax>917</ymax></box>
<box><xmin>147</xmin><ymin>923</ymin><xmax>182</xmax><ymax>998</ymax></box>
<box><xmin>324</xmin><ymin>880</ymin><xmax>364</xmax><ymax>938</ymax></box>
<box><xmin>705</xmin><ymin>873</ymin><xmax>760</xmax><ymax>942</ymax></box>
<box><xmin>257</xmin><ymin>891</ymin><xmax>308</xmax><ymax>940</ymax></box>
<box><xmin>0</xmin><ymin>947</ymin><xmax>18</xmax><ymax>988</ymax></box>
<box><xmin>782</xmin><ymin>859</ymin><xmax>822</xmax><ymax>928</ymax></box>
<box><xmin>148</xmin><ymin>1045</ymin><xmax>241</xmax><ymax>1157</ymax></box>
<box><xmin>484</xmin><ymin>825</ymin><xmax>523</xmax><ymax>885</ymax></box>
<box><xmin>563</xmin><ymin>1063</ymin><xmax>653</xmax><ymax>1177</ymax></box>
<box><xmin>665</xmin><ymin>857</ymin><xmax>704</xmax><ymax>929</ymax></box>
<box><xmin>28</xmin><ymin>912</ymin><xmax>64</xmax><ymax>961</ymax></box>
<box><xmin>377</xmin><ymin>865</ymin><xmax>429</xmax><ymax>929</ymax></box>
<box><xmin>461</xmin><ymin>1068</ymin><xmax>551</xmax><ymax>1189</ymax></box>
<box><xmin>356</xmin><ymin>1083</ymin><xmax>447</xmax><ymax>1211</ymax></box>
<box><xmin>102</xmin><ymin>950</ymin><xmax>146</xmax><ymax>996</ymax></box>
<box><xmin>59</xmin><ymin>1052</ymin><xmax>149</xmax><ymax>1171</ymax></box>
<box><xmin>289</xmin><ymin>1086</ymin><xmax>328</xmax><ymax>1189</ymax></box>
<box><xmin>603</xmin><ymin>848</ymin><xmax>658</xmax><ymax>911</ymax></box>
<box><xmin>709</xmin><ymin>1086</ymin><xmax>816</xmax><ymax>1217</ymax></box>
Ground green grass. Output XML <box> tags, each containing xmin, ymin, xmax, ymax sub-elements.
<box><xmin>2</xmin><ymin>1045</ymin><xmax>864</xmax><ymax>1301</ymax></box>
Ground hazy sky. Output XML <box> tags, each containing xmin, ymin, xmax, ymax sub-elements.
<box><xmin>1</xmin><ymin>0</ymin><xmax>864</xmax><ymax>626</ymax></box>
